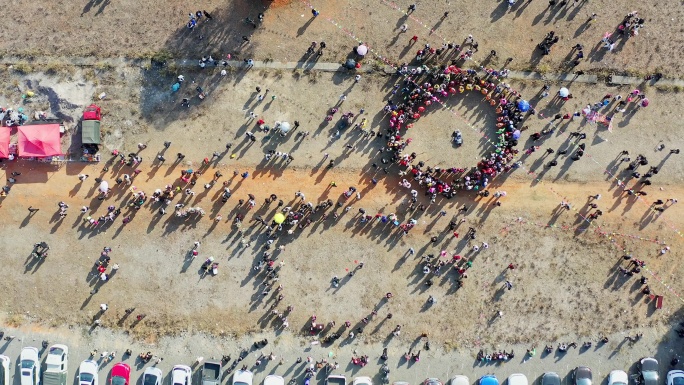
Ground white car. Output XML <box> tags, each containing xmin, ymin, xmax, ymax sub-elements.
<box><xmin>79</xmin><ymin>360</ymin><xmax>99</xmax><ymax>385</ymax></box>
<box><xmin>46</xmin><ymin>344</ymin><xmax>69</xmax><ymax>373</ymax></box>
<box><xmin>451</xmin><ymin>376</ymin><xmax>469</xmax><ymax>385</ymax></box>
<box><xmin>0</xmin><ymin>355</ymin><xmax>10</xmax><ymax>385</ymax></box>
<box><xmin>233</xmin><ymin>370</ymin><xmax>254</xmax><ymax>385</ymax></box>
<box><xmin>172</xmin><ymin>365</ymin><xmax>192</xmax><ymax>385</ymax></box>
<box><xmin>143</xmin><ymin>367</ymin><xmax>163</xmax><ymax>385</ymax></box>
<box><xmin>264</xmin><ymin>376</ymin><xmax>284</xmax><ymax>385</ymax></box>
<box><xmin>508</xmin><ymin>374</ymin><xmax>528</xmax><ymax>385</ymax></box>
<box><xmin>20</xmin><ymin>347</ymin><xmax>40</xmax><ymax>385</ymax></box>
<box><xmin>353</xmin><ymin>377</ymin><xmax>372</xmax><ymax>385</ymax></box>
<box><xmin>667</xmin><ymin>370</ymin><xmax>684</xmax><ymax>385</ymax></box>
<box><xmin>608</xmin><ymin>371</ymin><xmax>628</xmax><ymax>385</ymax></box>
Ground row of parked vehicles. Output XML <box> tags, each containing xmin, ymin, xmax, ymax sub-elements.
<box><xmin>0</xmin><ymin>346</ymin><xmax>259</xmax><ymax>385</ymax></box>
<box><xmin>1</xmin><ymin>349</ymin><xmax>682</xmax><ymax>385</ymax></box>
<box><xmin>1</xmin><ymin>345</ymin><xmax>71</xmax><ymax>385</ymax></box>
<box><xmin>418</xmin><ymin>359</ymin><xmax>683</xmax><ymax>385</ymax></box>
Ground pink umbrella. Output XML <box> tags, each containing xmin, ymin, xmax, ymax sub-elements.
<box><xmin>640</xmin><ymin>98</ymin><xmax>649</xmax><ymax>107</ymax></box>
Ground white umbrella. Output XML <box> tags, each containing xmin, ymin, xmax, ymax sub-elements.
<box><xmin>279</xmin><ymin>121</ymin><xmax>291</xmax><ymax>133</ymax></box>
<box><xmin>356</xmin><ymin>44</ymin><xmax>368</xmax><ymax>56</ymax></box>
<box><xmin>99</xmin><ymin>181</ymin><xmax>109</xmax><ymax>192</ymax></box>
<box><xmin>559</xmin><ymin>87</ymin><xmax>569</xmax><ymax>97</ymax></box>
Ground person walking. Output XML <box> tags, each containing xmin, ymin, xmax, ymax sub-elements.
<box><xmin>407</xmin><ymin>3</ymin><xmax>416</xmax><ymax>13</ymax></box>
<box><xmin>28</xmin><ymin>206</ymin><xmax>39</xmax><ymax>214</ymax></box>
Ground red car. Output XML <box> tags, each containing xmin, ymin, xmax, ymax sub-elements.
<box><xmin>82</xmin><ymin>104</ymin><xmax>101</xmax><ymax>121</ymax></box>
<box><xmin>110</xmin><ymin>363</ymin><xmax>131</xmax><ymax>385</ymax></box>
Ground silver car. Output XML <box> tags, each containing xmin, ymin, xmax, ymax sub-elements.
<box><xmin>640</xmin><ymin>357</ymin><xmax>659</xmax><ymax>385</ymax></box>
<box><xmin>542</xmin><ymin>373</ymin><xmax>560</xmax><ymax>385</ymax></box>
<box><xmin>573</xmin><ymin>367</ymin><xmax>592</xmax><ymax>385</ymax></box>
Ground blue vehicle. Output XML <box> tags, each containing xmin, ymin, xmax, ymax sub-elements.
<box><xmin>480</xmin><ymin>376</ymin><xmax>499</xmax><ymax>385</ymax></box>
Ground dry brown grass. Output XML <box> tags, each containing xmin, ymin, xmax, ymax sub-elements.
<box><xmin>6</xmin><ymin>313</ymin><xmax>25</xmax><ymax>327</ymax></box>
<box><xmin>12</xmin><ymin>62</ymin><xmax>32</xmax><ymax>74</ymax></box>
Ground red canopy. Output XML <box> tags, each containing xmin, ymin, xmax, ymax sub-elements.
<box><xmin>0</xmin><ymin>127</ymin><xmax>10</xmax><ymax>158</ymax></box>
<box><xmin>17</xmin><ymin>124</ymin><xmax>62</xmax><ymax>157</ymax></box>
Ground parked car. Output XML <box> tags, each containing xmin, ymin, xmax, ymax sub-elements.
<box><xmin>541</xmin><ymin>373</ymin><xmax>560</xmax><ymax>385</ymax></box>
<box><xmin>110</xmin><ymin>363</ymin><xmax>131</xmax><ymax>385</ymax></box>
<box><xmin>78</xmin><ymin>360</ymin><xmax>99</xmax><ymax>385</ymax></box>
<box><xmin>608</xmin><ymin>370</ymin><xmax>628</xmax><ymax>385</ymax></box>
<box><xmin>264</xmin><ymin>376</ymin><xmax>284</xmax><ymax>385</ymax></box>
<box><xmin>573</xmin><ymin>367</ymin><xmax>592</xmax><ymax>385</ymax></box>
<box><xmin>640</xmin><ymin>358</ymin><xmax>659</xmax><ymax>385</ymax></box>
<box><xmin>172</xmin><ymin>365</ymin><xmax>192</xmax><ymax>385</ymax></box>
<box><xmin>143</xmin><ymin>367</ymin><xmax>163</xmax><ymax>385</ymax></box>
<box><xmin>480</xmin><ymin>376</ymin><xmax>499</xmax><ymax>385</ymax></box>
<box><xmin>450</xmin><ymin>376</ymin><xmax>469</xmax><ymax>385</ymax></box>
<box><xmin>20</xmin><ymin>347</ymin><xmax>40</xmax><ymax>385</ymax></box>
<box><xmin>233</xmin><ymin>370</ymin><xmax>254</xmax><ymax>385</ymax></box>
<box><xmin>327</xmin><ymin>376</ymin><xmax>346</xmax><ymax>385</ymax></box>
<box><xmin>423</xmin><ymin>379</ymin><xmax>442</xmax><ymax>385</ymax></box>
<box><xmin>0</xmin><ymin>355</ymin><xmax>10</xmax><ymax>385</ymax></box>
<box><xmin>667</xmin><ymin>370</ymin><xmax>684</xmax><ymax>385</ymax></box>
<box><xmin>202</xmin><ymin>361</ymin><xmax>222</xmax><ymax>385</ymax></box>
<box><xmin>508</xmin><ymin>374</ymin><xmax>527</xmax><ymax>385</ymax></box>
<box><xmin>44</xmin><ymin>344</ymin><xmax>69</xmax><ymax>385</ymax></box>
<box><xmin>354</xmin><ymin>377</ymin><xmax>372</xmax><ymax>385</ymax></box>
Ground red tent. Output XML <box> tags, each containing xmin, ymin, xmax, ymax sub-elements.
<box><xmin>0</xmin><ymin>127</ymin><xmax>10</xmax><ymax>158</ymax></box>
<box><xmin>17</xmin><ymin>124</ymin><xmax>63</xmax><ymax>157</ymax></box>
